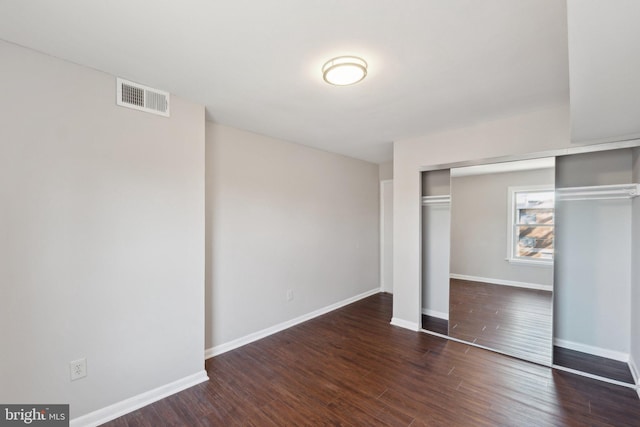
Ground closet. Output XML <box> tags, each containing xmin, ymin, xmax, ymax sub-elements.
<box><xmin>554</xmin><ymin>148</ymin><xmax>640</xmax><ymax>383</ymax></box>
<box><xmin>421</xmin><ymin>169</ymin><xmax>451</xmax><ymax>335</ymax></box>
<box><xmin>420</xmin><ymin>143</ymin><xmax>640</xmax><ymax>387</ymax></box>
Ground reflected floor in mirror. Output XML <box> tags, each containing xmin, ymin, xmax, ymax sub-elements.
<box><xmin>449</xmin><ymin>279</ymin><xmax>552</xmax><ymax>365</ymax></box>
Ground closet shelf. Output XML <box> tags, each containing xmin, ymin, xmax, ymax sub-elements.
<box><xmin>421</xmin><ymin>195</ymin><xmax>451</xmax><ymax>206</ymax></box>
<box><xmin>555</xmin><ymin>183</ymin><xmax>639</xmax><ymax>201</ymax></box>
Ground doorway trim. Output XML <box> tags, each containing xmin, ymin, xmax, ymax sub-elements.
<box><xmin>380</xmin><ymin>179</ymin><xmax>393</xmax><ymax>293</ymax></box>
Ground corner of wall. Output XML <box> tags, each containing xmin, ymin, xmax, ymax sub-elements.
<box><xmin>379</xmin><ymin>161</ymin><xmax>394</xmax><ymax>181</ymax></box>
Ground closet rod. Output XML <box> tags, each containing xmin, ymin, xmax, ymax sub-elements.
<box><xmin>421</xmin><ymin>195</ymin><xmax>451</xmax><ymax>206</ymax></box>
<box><xmin>556</xmin><ymin>183</ymin><xmax>639</xmax><ymax>201</ymax></box>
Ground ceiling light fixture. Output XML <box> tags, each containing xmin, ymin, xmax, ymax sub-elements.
<box><xmin>322</xmin><ymin>56</ymin><xmax>368</xmax><ymax>86</ymax></box>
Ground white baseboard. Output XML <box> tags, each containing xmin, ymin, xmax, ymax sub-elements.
<box><xmin>390</xmin><ymin>317</ymin><xmax>420</xmax><ymax>331</ymax></box>
<box><xmin>70</xmin><ymin>370</ymin><xmax>209</xmax><ymax>427</ymax></box>
<box><xmin>450</xmin><ymin>273</ymin><xmax>553</xmax><ymax>292</ymax></box>
<box><xmin>377</xmin><ymin>282</ymin><xmax>392</xmax><ymax>295</ymax></box>
<box><xmin>554</xmin><ymin>338</ymin><xmax>629</xmax><ymax>362</ymax></box>
<box><xmin>205</xmin><ymin>288</ymin><xmax>380</xmax><ymax>359</ymax></box>
<box><xmin>421</xmin><ymin>308</ymin><xmax>449</xmax><ymax>320</ymax></box>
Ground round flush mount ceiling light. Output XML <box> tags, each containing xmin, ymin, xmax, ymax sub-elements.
<box><xmin>322</xmin><ymin>56</ymin><xmax>368</xmax><ymax>86</ymax></box>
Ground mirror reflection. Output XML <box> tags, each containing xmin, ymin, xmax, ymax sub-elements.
<box><xmin>448</xmin><ymin>158</ymin><xmax>555</xmax><ymax>365</ymax></box>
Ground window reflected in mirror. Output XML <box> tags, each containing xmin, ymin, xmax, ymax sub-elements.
<box><xmin>510</xmin><ymin>188</ymin><xmax>554</xmax><ymax>262</ymax></box>
<box><xmin>448</xmin><ymin>158</ymin><xmax>555</xmax><ymax>365</ymax></box>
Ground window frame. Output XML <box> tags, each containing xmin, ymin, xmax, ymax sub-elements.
<box><xmin>506</xmin><ymin>185</ymin><xmax>554</xmax><ymax>267</ymax></box>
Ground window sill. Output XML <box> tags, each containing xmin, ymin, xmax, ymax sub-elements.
<box><xmin>506</xmin><ymin>258</ymin><xmax>553</xmax><ymax>268</ymax></box>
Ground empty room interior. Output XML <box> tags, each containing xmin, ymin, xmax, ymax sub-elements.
<box><xmin>2</xmin><ymin>1</ymin><xmax>640</xmax><ymax>426</ymax></box>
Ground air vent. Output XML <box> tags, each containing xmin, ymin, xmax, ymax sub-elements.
<box><xmin>116</xmin><ymin>78</ymin><xmax>170</xmax><ymax>117</ymax></box>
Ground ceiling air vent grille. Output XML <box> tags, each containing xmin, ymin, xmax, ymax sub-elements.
<box><xmin>116</xmin><ymin>78</ymin><xmax>170</xmax><ymax>117</ymax></box>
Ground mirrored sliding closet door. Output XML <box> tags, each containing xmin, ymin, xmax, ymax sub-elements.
<box><xmin>421</xmin><ymin>158</ymin><xmax>555</xmax><ymax>366</ymax></box>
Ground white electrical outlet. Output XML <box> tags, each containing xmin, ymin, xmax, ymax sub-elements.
<box><xmin>70</xmin><ymin>358</ymin><xmax>87</xmax><ymax>381</ymax></box>
<box><xmin>286</xmin><ymin>289</ymin><xmax>294</xmax><ymax>301</ymax></box>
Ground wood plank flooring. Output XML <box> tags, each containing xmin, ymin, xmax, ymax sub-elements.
<box><xmin>449</xmin><ymin>279</ymin><xmax>553</xmax><ymax>365</ymax></box>
<box><xmin>421</xmin><ymin>314</ymin><xmax>448</xmax><ymax>336</ymax></box>
<box><xmin>104</xmin><ymin>293</ymin><xmax>640</xmax><ymax>426</ymax></box>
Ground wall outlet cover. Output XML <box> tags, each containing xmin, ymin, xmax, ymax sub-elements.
<box><xmin>70</xmin><ymin>358</ymin><xmax>87</xmax><ymax>381</ymax></box>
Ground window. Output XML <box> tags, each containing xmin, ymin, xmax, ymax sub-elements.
<box><xmin>507</xmin><ymin>186</ymin><xmax>554</xmax><ymax>265</ymax></box>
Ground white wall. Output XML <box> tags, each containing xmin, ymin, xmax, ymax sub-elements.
<box><xmin>0</xmin><ymin>41</ymin><xmax>206</xmax><ymax>419</ymax></box>
<box><xmin>393</xmin><ymin>103</ymin><xmax>571</xmax><ymax>328</ymax></box>
<box><xmin>554</xmin><ymin>200</ymin><xmax>631</xmax><ymax>355</ymax></box>
<box><xmin>379</xmin><ymin>161</ymin><xmax>393</xmax><ymax>181</ymax></box>
<box><xmin>450</xmin><ymin>168</ymin><xmax>554</xmax><ymax>286</ymax></box>
<box><xmin>422</xmin><ymin>205</ymin><xmax>450</xmax><ymax>319</ymax></box>
<box><xmin>567</xmin><ymin>0</ymin><xmax>640</xmax><ymax>144</ymax></box>
<box><xmin>205</xmin><ymin>123</ymin><xmax>379</xmax><ymax>350</ymax></box>
<box><xmin>555</xmin><ymin>148</ymin><xmax>634</xmax><ymax>187</ymax></box>
<box><xmin>631</xmin><ymin>147</ymin><xmax>640</xmax><ymax>373</ymax></box>
<box><xmin>422</xmin><ymin>169</ymin><xmax>450</xmax><ymax>197</ymax></box>
<box><xmin>554</xmin><ymin>150</ymin><xmax>632</xmax><ymax>356</ymax></box>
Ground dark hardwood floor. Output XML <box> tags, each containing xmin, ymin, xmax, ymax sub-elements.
<box><xmin>553</xmin><ymin>345</ymin><xmax>635</xmax><ymax>384</ymax></box>
<box><xmin>421</xmin><ymin>314</ymin><xmax>448</xmax><ymax>336</ymax></box>
<box><xmin>104</xmin><ymin>293</ymin><xmax>640</xmax><ymax>426</ymax></box>
<box><xmin>449</xmin><ymin>279</ymin><xmax>553</xmax><ymax>365</ymax></box>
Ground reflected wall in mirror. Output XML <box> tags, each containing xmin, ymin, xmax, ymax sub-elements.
<box><xmin>421</xmin><ymin>169</ymin><xmax>451</xmax><ymax>336</ymax></box>
<box><xmin>448</xmin><ymin>158</ymin><xmax>555</xmax><ymax>365</ymax></box>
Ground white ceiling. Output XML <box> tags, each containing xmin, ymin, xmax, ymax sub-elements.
<box><xmin>0</xmin><ymin>0</ymin><xmax>569</xmax><ymax>164</ymax></box>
